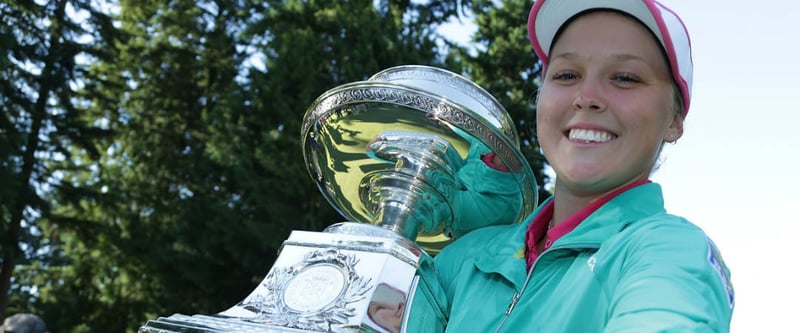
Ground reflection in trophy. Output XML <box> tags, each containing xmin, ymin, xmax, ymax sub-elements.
<box><xmin>366</xmin><ymin>283</ymin><xmax>406</xmax><ymax>333</ymax></box>
<box><xmin>138</xmin><ymin>65</ymin><xmax>537</xmax><ymax>333</ymax></box>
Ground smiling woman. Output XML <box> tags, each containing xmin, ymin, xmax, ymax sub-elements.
<box><xmin>407</xmin><ymin>1</ymin><xmax>735</xmax><ymax>332</ymax></box>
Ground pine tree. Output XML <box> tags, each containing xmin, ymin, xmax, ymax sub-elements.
<box><xmin>0</xmin><ymin>0</ymin><xmax>116</xmax><ymax>321</ymax></box>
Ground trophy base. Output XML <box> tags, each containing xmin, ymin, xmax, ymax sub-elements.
<box><xmin>138</xmin><ymin>223</ymin><xmax>423</xmax><ymax>333</ymax></box>
<box><xmin>139</xmin><ymin>314</ymin><xmax>306</xmax><ymax>333</ymax></box>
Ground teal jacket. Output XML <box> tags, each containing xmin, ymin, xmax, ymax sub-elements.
<box><xmin>407</xmin><ymin>183</ymin><xmax>734</xmax><ymax>333</ymax></box>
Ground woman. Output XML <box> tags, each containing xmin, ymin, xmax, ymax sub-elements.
<box><xmin>408</xmin><ymin>1</ymin><xmax>734</xmax><ymax>332</ymax></box>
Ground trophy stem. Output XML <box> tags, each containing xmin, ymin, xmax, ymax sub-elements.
<box><xmin>373</xmin><ymin>200</ymin><xmax>421</xmax><ymax>240</ymax></box>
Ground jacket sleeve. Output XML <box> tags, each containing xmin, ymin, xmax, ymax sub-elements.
<box><xmin>603</xmin><ymin>218</ymin><xmax>735</xmax><ymax>333</ymax></box>
<box><xmin>405</xmin><ymin>255</ymin><xmax>448</xmax><ymax>333</ymax></box>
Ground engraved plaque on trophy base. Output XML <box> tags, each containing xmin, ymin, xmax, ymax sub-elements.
<box><xmin>139</xmin><ymin>223</ymin><xmax>421</xmax><ymax>333</ymax></box>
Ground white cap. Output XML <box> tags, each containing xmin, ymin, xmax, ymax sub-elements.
<box><xmin>528</xmin><ymin>0</ymin><xmax>693</xmax><ymax>115</ymax></box>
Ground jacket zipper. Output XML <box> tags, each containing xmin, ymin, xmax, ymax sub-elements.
<box><xmin>493</xmin><ymin>243</ymin><xmax>599</xmax><ymax>333</ymax></box>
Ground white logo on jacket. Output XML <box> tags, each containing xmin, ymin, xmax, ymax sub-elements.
<box><xmin>587</xmin><ymin>255</ymin><xmax>597</xmax><ymax>271</ymax></box>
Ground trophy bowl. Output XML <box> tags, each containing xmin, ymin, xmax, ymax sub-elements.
<box><xmin>301</xmin><ymin>65</ymin><xmax>538</xmax><ymax>252</ymax></box>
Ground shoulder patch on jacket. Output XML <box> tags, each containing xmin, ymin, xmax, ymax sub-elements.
<box><xmin>707</xmin><ymin>238</ymin><xmax>735</xmax><ymax>309</ymax></box>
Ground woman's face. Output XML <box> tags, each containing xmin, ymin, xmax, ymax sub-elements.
<box><xmin>537</xmin><ymin>11</ymin><xmax>683</xmax><ymax>197</ymax></box>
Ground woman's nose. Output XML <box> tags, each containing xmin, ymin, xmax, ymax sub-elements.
<box><xmin>572</xmin><ymin>83</ymin><xmax>606</xmax><ymax>112</ymax></box>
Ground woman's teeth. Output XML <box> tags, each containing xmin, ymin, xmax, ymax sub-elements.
<box><xmin>568</xmin><ymin>128</ymin><xmax>614</xmax><ymax>143</ymax></box>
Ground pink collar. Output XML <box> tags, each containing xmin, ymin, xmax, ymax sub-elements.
<box><xmin>525</xmin><ymin>179</ymin><xmax>651</xmax><ymax>269</ymax></box>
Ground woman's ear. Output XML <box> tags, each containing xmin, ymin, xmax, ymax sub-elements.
<box><xmin>664</xmin><ymin>113</ymin><xmax>685</xmax><ymax>143</ymax></box>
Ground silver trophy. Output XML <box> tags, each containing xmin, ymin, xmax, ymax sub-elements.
<box><xmin>138</xmin><ymin>65</ymin><xmax>537</xmax><ymax>333</ymax></box>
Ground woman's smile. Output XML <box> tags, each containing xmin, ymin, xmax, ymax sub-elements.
<box><xmin>566</xmin><ymin>127</ymin><xmax>617</xmax><ymax>144</ymax></box>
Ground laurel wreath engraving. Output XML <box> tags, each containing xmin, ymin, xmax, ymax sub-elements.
<box><xmin>237</xmin><ymin>248</ymin><xmax>372</xmax><ymax>332</ymax></box>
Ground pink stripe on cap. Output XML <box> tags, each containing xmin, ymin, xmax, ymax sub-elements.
<box><xmin>528</xmin><ymin>0</ymin><xmax>693</xmax><ymax>115</ymax></box>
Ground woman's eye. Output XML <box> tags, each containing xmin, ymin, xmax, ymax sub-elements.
<box><xmin>612</xmin><ymin>73</ymin><xmax>641</xmax><ymax>84</ymax></box>
<box><xmin>551</xmin><ymin>71</ymin><xmax>578</xmax><ymax>81</ymax></box>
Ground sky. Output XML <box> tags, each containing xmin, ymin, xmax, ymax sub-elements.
<box><xmin>440</xmin><ymin>1</ymin><xmax>800</xmax><ymax>332</ymax></box>
<box><xmin>653</xmin><ymin>1</ymin><xmax>800</xmax><ymax>331</ymax></box>
<box><xmin>650</xmin><ymin>1</ymin><xmax>799</xmax><ymax>332</ymax></box>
